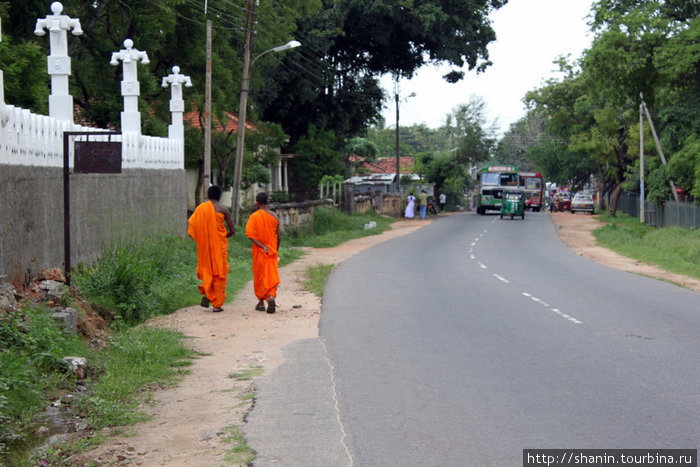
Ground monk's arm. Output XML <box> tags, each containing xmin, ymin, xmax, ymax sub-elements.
<box><xmin>248</xmin><ymin>237</ymin><xmax>270</xmax><ymax>254</ymax></box>
<box><xmin>223</xmin><ymin>211</ymin><xmax>235</xmax><ymax>238</ymax></box>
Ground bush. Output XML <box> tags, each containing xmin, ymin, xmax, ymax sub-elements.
<box><xmin>73</xmin><ymin>236</ymin><xmax>200</xmax><ymax>326</ymax></box>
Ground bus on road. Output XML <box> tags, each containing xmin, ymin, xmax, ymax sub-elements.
<box><xmin>475</xmin><ymin>166</ymin><xmax>519</xmax><ymax>214</ymax></box>
<box><xmin>519</xmin><ymin>171</ymin><xmax>544</xmax><ymax>211</ymax></box>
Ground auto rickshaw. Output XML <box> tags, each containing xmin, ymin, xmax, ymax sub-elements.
<box><xmin>500</xmin><ymin>189</ymin><xmax>525</xmax><ymax>220</ymax></box>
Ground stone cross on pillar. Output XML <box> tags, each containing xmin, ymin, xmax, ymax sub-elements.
<box><xmin>161</xmin><ymin>66</ymin><xmax>192</xmax><ymax>140</ymax></box>
<box><xmin>34</xmin><ymin>1</ymin><xmax>83</xmax><ymax>123</ymax></box>
<box><xmin>110</xmin><ymin>39</ymin><xmax>149</xmax><ymax>133</ymax></box>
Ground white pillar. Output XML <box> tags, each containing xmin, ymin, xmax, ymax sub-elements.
<box><xmin>161</xmin><ymin>66</ymin><xmax>192</xmax><ymax>140</ymax></box>
<box><xmin>110</xmin><ymin>39</ymin><xmax>149</xmax><ymax>134</ymax></box>
<box><xmin>34</xmin><ymin>2</ymin><xmax>83</xmax><ymax>123</ymax></box>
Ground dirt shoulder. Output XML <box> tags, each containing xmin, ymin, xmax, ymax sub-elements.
<box><xmin>73</xmin><ymin>213</ymin><xmax>698</xmax><ymax>466</ymax></box>
<box><xmin>551</xmin><ymin>212</ymin><xmax>700</xmax><ymax>292</ymax></box>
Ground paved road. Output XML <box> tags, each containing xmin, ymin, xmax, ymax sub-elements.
<box><xmin>245</xmin><ymin>212</ymin><xmax>700</xmax><ymax>466</ymax></box>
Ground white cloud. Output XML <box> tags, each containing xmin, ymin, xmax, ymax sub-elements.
<box><xmin>381</xmin><ymin>0</ymin><xmax>594</xmax><ymax>133</ymax></box>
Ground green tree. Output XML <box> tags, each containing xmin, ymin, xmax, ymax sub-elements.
<box><xmin>289</xmin><ymin>124</ymin><xmax>344</xmax><ymax>195</ymax></box>
<box><xmin>447</xmin><ymin>96</ymin><xmax>498</xmax><ymax>167</ymax></box>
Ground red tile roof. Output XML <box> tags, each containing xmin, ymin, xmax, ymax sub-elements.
<box><xmin>183</xmin><ymin>109</ymin><xmax>257</xmax><ymax>132</ymax></box>
<box><xmin>361</xmin><ymin>156</ymin><xmax>414</xmax><ymax>174</ymax></box>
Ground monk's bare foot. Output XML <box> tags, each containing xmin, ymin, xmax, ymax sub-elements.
<box><xmin>266</xmin><ymin>297</ymin><xmax>276</xmax><ymax>314</ymax></box>
<box><xmin>200</xmin><ymin>296</ymin><xmax>209</xmax><ymax>308</ymax></box>
<box><xmin>255</xmin><ymin>300</ymin><xmax>266</xmax><ymax>311</ymax></box>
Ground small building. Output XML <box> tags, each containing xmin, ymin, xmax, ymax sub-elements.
<box><xmin>348</xmin><ymin>156</ymin><xmax>421</xmax><ymax>194</ymax></box>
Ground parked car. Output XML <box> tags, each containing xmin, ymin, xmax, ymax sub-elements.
<box><xmin>571</xmin><ymin>193</ymin><xmax>595</xmax><ymax>214</ymax></box>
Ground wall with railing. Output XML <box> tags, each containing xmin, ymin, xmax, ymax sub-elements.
<box><xmin>0</xmin><ymin>4</ymin><xmax>191</xmax><ymax>284</ymax></box>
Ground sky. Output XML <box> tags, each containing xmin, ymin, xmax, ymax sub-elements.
<box><xmin>380</xmin><ymin>0</ymin><xmax>595</xmax><ymax>134</ymax></box>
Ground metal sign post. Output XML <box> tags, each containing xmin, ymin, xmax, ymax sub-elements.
<box><xmin>62</xmin><ymin>131</ymin><xmax>121</xmax><ymax>284</ymax></box>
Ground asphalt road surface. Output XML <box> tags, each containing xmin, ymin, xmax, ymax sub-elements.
<box><xmin>245</xmin><ymin>212</ymin><xmax>700</xmax><ymax>466</ymax></box>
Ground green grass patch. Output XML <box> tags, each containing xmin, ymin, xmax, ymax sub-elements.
<box><xmin>283</xmin><ymin>207</ymin><xmax>394</xmax><ymax>248</ymax></box>
<box><xmin>222</xmin><ymin>425</ymin><xmax>256</xmax><ymax>465</ymax></box>
<box><xmin>594</xmin><ymin>212</ymin><xmax>700</xmax><ymax>278</ymax></box>
<box><xmin>228</xmin><ymin>366</ymin><xmax>265</xmax><ymax>381</ymax></box>
<box><xmin>77</xmin><ymin>326</ymin><xmax>197</xmax><ymax>430</ymax></box>
<box><xmin>302</xmin><ymin>264</ymin><xmax>335</xmax><ymax>297</ymax></box>
<box><xmin>0</xmin><ymin>306</ymin><xmax>90</xmax><ymax>464</ymax></box>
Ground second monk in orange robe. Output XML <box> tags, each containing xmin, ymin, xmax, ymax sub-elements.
<box><xmin>187</xmin><ymin>185</ymin><xmax>235</xmax><ymax>312</ymax></box>
<box><xmin>245</xmin><ymin>192</ymin><xmax>280</xmax><ymax>313</ymax></box>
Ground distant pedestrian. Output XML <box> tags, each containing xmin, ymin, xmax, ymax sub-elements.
<box><xmin>405</xmin><ymin>193</ymin><xmax>416</xmax><ymax>218</ymax></box>
<box><xmin>439</xmin><ymin>192</ymin><xmax>446</xmax><ymax>211</ymax></box>
<box><xmin>245</xmin><ymin>192</ymin><xmax>281</xmax><ymax>313</ymax></box>
<box><xmin>418</xmin><ymin>190</ymin><xmax>428</xmax><ymax>219</ymax></box>
<box><xmin>187</xmin><ymin>185</ymin><xmax>235</xmax><ymax>313</ymax></box>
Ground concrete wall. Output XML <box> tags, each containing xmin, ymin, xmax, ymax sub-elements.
<box><xmin>0</xmin><ymin>166</ymin><xmax>186</xmax><ymax>285</ymax></box>
<box><xmin>241</xmin><ymin>199</ymin><xmax>333</xmax><ymax>231</ymax></box>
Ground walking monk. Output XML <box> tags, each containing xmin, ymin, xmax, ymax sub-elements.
<box><xmin>245</xmin><ymin>192</ymin><xmax>280</xmax><ymax>314</ymax></box>
<box><xmin>187</xmin><ymin>185</ymin><xmax>235</xmax><ymax>312</ymax></box>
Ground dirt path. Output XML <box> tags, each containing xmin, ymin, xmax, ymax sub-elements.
<box><xmin>74</xmin><ymin>213</ymin><xmax>698</xmax><ymax>466</ymax></box>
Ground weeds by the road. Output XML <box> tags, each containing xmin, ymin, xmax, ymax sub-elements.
<box><xmin>594</xmin><ymin>212</ymin><xmax>700</xmax><ymax>279</ymax></box>
<box><xmin>302</xmin><ymin>264</ymin><xmax>336</xmax><ymax>297</ymax></box>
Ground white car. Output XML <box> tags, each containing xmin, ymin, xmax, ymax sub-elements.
<box><xmin>571</xmin><ymin>193</ymin><xmax>595</xmax><ymax>214</ymax></box>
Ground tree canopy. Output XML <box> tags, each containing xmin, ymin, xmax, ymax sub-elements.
<box><xmin>521</xmin><ymin>0</ymin><xmax>699</xmax><ymax>211</ymax></box>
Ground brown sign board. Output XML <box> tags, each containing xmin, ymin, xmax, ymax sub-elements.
<box><xmin>74</xmin><ymin>141</ymin><xmax>122</xmax><ymax>173</ymax></box>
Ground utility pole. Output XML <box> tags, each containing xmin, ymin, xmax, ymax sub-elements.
<box><xmin>232</xmin><ymin>0</ymin><xmax>258</xmax><ymax>225</ymax></box>
<box><xmin>640</xmin><ymin>97</ymin><xmax>679</xmax><ymax>202</ymax></box>
<box><xmin>639</xmin><ymin>96</ymin><xmax>645</xmax><ymax>223</ymax></box>
<box><xmin>202</xmin><ymin>19</ymin><xmax>212</xmax><ymax>202</ymax></box>
<box><xmin>395</xmin><ymin>80</ymin><xmax>400</xmax><ymax>194</ymax></box>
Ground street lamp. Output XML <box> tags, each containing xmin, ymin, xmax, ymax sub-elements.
<box><xmin>394</xmin><ymin>83</ymin><xmax>415</xmax><ymax>194</ymax></box>
<box><xmin>231</xmin><ymin>39</ymin><xmax>301</xmax><ymax>224</ymax></box>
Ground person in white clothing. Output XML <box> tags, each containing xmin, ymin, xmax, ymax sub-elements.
<box><xmin>405</xmin><ymin>194</ymin><xmax>416</xmax><ymax>218</ymax></box>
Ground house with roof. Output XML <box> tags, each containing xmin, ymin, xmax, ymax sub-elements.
<box><xmin>183</xmin><ymin>110</ymin><xmax>293</xmax><ymax>208</ymax></box>
<box><xmin>347</xmin><ymin>156</ymin><xmax>426</xmax><ymax>194</ymax></box>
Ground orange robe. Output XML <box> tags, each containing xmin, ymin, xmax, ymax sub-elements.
<box><xmin>187</xmin><ymin>201</ymin><xmax>229</xmax><ymax>307</ymax></box>
<box><xmin>245</xmin><ymin>209</ymin><xmax>280</xmax><ymax>301</ymax></box>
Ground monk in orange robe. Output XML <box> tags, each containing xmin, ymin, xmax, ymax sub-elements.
<box><xmin>245</xmin><ymin>192</ymin><xmax>280</xmax><ymax>313</ymax></box>
<box><xmin>187</xmin><ymin>185</ymin><xmax>235</xmax><ymax>312</ymax></box>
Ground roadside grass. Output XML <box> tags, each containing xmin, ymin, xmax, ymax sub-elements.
<box><xmin>0</xmin><ymin>306</ymin><xmax>90</xmax><ymax>465</ymax></box>
<box><xmin>2</xmin><ymin>208</ymin><xmax>395</xmax><ymax>463</ymax></box>
<box><xmin>77</xmin><ymin>326</ymin><xmax>198</xmax><ymax>430</ymax></box>
<box><xmin>222</xmin><ymin>425</ymin><xmax>256</xmax><ymax>465</ymax></box>
<box><xmin>302</xmin><ymin>264</ymin><xmax>336</xmax><ymax>297</ymax></box>
<box><xmin>593</xmin><ymin>212</ymin><xmax>700</xmax><ymax>279</ymax></box>
<box><xmin>283</xmin><ymin>207</ymin><xmax>394</xmax><ymax>248</ymax></box>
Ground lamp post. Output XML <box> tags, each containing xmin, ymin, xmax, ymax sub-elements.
<box><xmin>231</xmin><ymin>40</ymin><xmax>300</xmax><ymax>224</ymax></box>
<box><xmin>394</xmin><ymin>80</ymin><xmax>415</xmax><ymax>193</ymax></box>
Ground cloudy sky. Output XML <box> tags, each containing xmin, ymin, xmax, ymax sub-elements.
<box><xmin>380</xmin><ymin>0</ymin><xmax>595</xmax><ymax>133</ymax></box>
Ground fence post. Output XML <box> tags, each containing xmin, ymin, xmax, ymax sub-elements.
<box><xmin>34</xmin><ymin>2</ymin><xmax>83</xmax><ymax>123</ymax></box>
<box><xmin>110</xmin><ymin>39</ymin><xmax>150</xmax><ymax>134</ymax></box>
<box><xmin>162</xmin><ymin>66</ymin><xmax>192</xmax><ymax>141</ymax></box>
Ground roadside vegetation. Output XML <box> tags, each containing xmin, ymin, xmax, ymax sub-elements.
<box><xmin>594</xmin><ymin>213</ymin><xmax>700</xmax><ymax>279</ymax></box>
<box><xmin>302</xmin><ymin>264</ymin><xmax>336</xmax><ymax>297</ymax></box>
<box><xmin>0</xmin><ymin>208</ymin><xmax>394</xmax><ymax>465</ymax></box>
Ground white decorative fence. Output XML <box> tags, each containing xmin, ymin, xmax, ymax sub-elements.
<box><xmin>0</xmin><ymin>105</ymin><xmax>184</xmax><ymax>169</ymax></box>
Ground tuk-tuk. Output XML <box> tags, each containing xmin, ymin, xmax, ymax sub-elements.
<box><xmin>500</xmin><ymin>189</ymin><xmax>525</xmax><ymax>220</ymax></box>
